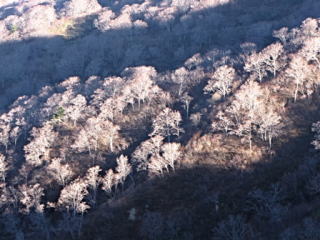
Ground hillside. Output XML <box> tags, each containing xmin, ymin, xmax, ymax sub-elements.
<box><xmin>0</xmin><ymin>0</ymin><xmax>320</xmax><ymax>239</ymax></box>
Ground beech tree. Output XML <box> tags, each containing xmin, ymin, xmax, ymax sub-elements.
<box><xmin>247</xmin><ymin>184</ymin><xmax>286</xmax><ymax>222</ymax></box>
<box><xmin>0</xmin><ymin>154</ymin><xmax>8</xmax><ymax>182</ymax></box>
<box><xmin>84</xmin><ymin>166</ymin><xmax>101</xmax><ymax>205</ymax></box>
<box><xmin>231</xmin><ymin>81</ymin><xmax>275</xmax><ymax>150</ymax></box>
<box><xmin>161</xmin><ymin>142</ymin><xmax>181</xmax><ymax>172</ymax></box>
<box><xmin>10</xmin><ymin>126</ymin><xmax>21</xmax><ymax>147</ymax></box>
<box><xmin>0</xmin><ymin>124</ymin><xmax>10</xmax><ymax>152</ymax></box>
<box><xmin>54</xmin><ymin>177</ymin><xmax>90</xmax><ymax>239</ymax></box>
<box><xmin>262</xmin><ymin>42</ymin><xmax>284</xmax><ymax>77</ymax></box>
<box><xmin>24</xmin><ymin>122</ymin><xmax>57</xmax><ymax>167</ymax></box>
<box><xmin>150</xmin><ymin>108</ymin><xmax>183</xmax><ymax>141</ymax></box>
<box><xmin>100</xmin><ymin>169</ymin><xmax>116</xmax><ymax>196</ymax></box>
<box><xmin>94</xmin><ymin>9</ymin><xmax>116</xmax><ymax>32</ymax></box>
<box><xmin>273</xmin><ymin>27</ymin><xmax>290</xmax><ymax>45</ymax></box>
<box><xmin>99</xmin><ymin>97</ymin><xmax>126</xmax><ymax>122</ymax></box>
<box><xmin>204</xmin><ymin>65</ymin><xmax>236</xmax><ymax>98</ymax></box>
<box><xmin>285</xmin><ymin>56</ymin><xmax>312</xmax><ymax>102</ymax></box>
<box><xmin>244</xmin><ymin>52</ymin><xmax>268</xmax><ymax>82</ymax></box>
<box><xmin>72</xmin><ymin>128</ymin><xmax>93</xmax><ymax>155</ymax></box>
<box><xmin>300</xmin><ymin>37</ymin><xmax>320</xmax><ymax>69</ymax></box>
<box><xmin>180</xmin><ymin>93</ymin><xmax>193</xmax><ymax>118</ymax></box>
<box><xmin>132</xmin><ymin>135</ymin><xmax>164</xmax><ymax>171</ymax></box>
<box><xmin>213</xmin><ymin>80</ymin><xmax>282</xmax><ymax>150</ymax></box>
<box><xmin>146</xmin><ymin>142</ymin><xmax>181</xmax><ymax>176</ymax></box>
<box><xmin>211</xmin><ymin>111</ymin><xmax>233</xmax><ymax>134</ymax></box>
<box><xmin>300</xmin><ymin>18</ymin><xmax>320</xmax><ymax>38</ymax></box>
<box><xmin>213</xmin><ymin>215</ymin><xmax>253</xmax><ymax>240</ymax></box>
<box><xmin>19</xmin><ymin>184</ymin><xmax>44</xmax><ymax>214</ymax></box>
<box><xmin>47</xmin><ymin>158</ymin><xmax>74</xmax><ymax>186</ymax></box>
<box><xmin>100</xmin><ymin>120</ymin><xmax>124</xmax><ymax>153</ymax></box>
<box><xmin>311</xmin><ymin>122</ymin><xmax>320</xmax><ymax>150</ymax></box>
<box><xmin>65</xmin><ymin>94</ymin><xmax>87</xmax><ymax>126</ymax></box>
<box><xmin>72</xmin><ymin>117</ymin><xmax>126</xmax><ymax>154</ymax></box>
<box><xmin>124</xmin><ymin>66</ymin><xmax>157</xmax><ymax>108</ymax></box>
<box><xmin>171</xmin><ymin>67</ymin><xmax>190</xmax><ymax>96</ymax></box>
<box><xmin>257</xmin><ymin>106</ymin><xmax>283</xmax><ymax>149</ymax></box>
<box><xmin>60</xmin><ymin>0</ymin><xmax>102</xmax><ymax>17</ymax></box>
<box><xmin>147</xmin><ymin>154</ymin><xmax>167</xmax><ymax>177</ymax></box>
<box><xmin>56</xmin><ymin>178</ymin><xmax>90</xmax><ymax>216</ymax></box>
<box><xmin>115</xmin><ymin>155</ymin><xmax>132</xmax><ymax>189</ymax></box>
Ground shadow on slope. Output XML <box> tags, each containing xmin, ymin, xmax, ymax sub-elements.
<box><xmin>0</xmin><ymin>0</ymin><xmax>319</xmax><ymax>112</ymax></box>
<box><xmin>80</xmin><ymin>91</ymin><xmax>320</xmax><ymax>240</ymax></box>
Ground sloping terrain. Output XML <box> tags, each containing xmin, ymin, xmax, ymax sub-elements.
<box><xmin>0</xmin><ymin>0</ymin><xmax>320</xmax><ymax>239</ymax></box>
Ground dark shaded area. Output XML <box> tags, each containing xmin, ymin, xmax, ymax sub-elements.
<box><xmin>0</xmin><ymin>3</ymin><xmax>19</xmax><ymax>20</ymax></box>
<box><xmin>79</xmin><ymin>89</ymin><xmax>320</xmax><ymax>240</ymax></box>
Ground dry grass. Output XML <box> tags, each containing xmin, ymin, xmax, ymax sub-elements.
<box><xmin>183</xmin><ymin>133</ymin><xmax>264</xmax><ymax>169</ymax></box>
<box><xmin>48</xmin><ymin>18</ymin><xmax>82</xmax><ymax>39</ymax></box>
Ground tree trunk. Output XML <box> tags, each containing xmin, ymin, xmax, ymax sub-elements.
<box><xmin>178</xmin><ymin>82</ymin><xmax>183</xmax><ymax>96</ymax></box>
<box><xmin>258</xmin><ymin>68</ymin><xmax>262</xmax><ymax>82</ymax></box>
<box><xmin>294</xmin><ymin>84</ymin><xmax>299</xmax><ymax>102</ymax></box>
<box><xmin>109</xmin><ymin>137</ymin><xmax>114</xmax><ymax>152</ymax></box>
<box><xmin>269</xmin><ymin>135</ymin><xmax>272</xmax><ymax>149</ymax></box>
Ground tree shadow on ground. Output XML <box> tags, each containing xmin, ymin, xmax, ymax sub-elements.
<box><xmin>80</xmin><ymin>91</ymin><xmax>320</xmax><ymax>240</ymax></box>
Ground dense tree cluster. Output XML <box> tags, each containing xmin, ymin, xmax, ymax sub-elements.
<box><xmin>0</xmin><ymin>0</ymin><xmax>319</xmax><ymax>110</ymax></box>
<box><xmin>0</xmin><ymin>0</ymin><xmax>320</xmax><ymax>239</ymax></box>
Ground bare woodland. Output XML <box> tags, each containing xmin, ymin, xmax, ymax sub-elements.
<box><xmin>0</xmin><ymin>0</ymin><xmax>320</xmax><ymax>239</ymax></box>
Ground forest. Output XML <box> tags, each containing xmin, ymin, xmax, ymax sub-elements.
<box><xmin>0</xmin><ymin>0</ymin><xmax>320</xmax><ymax>239</ymax></box>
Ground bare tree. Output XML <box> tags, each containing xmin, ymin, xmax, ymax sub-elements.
<box><xmin>311</xmin><ymin>122</ymin><xmax>320</xmax><ymax>150</ymax></box>
<box><xmin>204</xmin><ymin>65</ymin><xmax>236</xmax><ymax>98</ymax></box>
<box><xmin>213</xmin><ymin>215</ymin><xmax>254</xmax><ymax>240</ymax></box>
<box><xmin>247</xmin><ymin>184</ymin><xmax>286</xmax><ymax>222</ymax></box>
<box><xmin>24</xmin><ymin>122</ymin><xmax>57</xmax><ymax>167</ymax></box>
<box><xmin>273</xmin><ymin>27</ymin><xmax>290</xmax><ymax>45</ymax></box>
<box><xmin>100</xmin><ymin>120</ymin><xmax>124</xmax><ymax>153</ymax></box>
<box><xmin>115</xmin><ymin>155</ymin><xmax>132</xmax><ymax>189</ymax></box>
<box><xmin>148</xmin><ymin>154</ymin><xmax>167</xmax><ymax>177</ymax></box>
<box><xmin>100</xmin><ymin>169</ymin><xmax>116</xmax><ymax>196</ymax></box>
<box><xmin>99</xmin><ymin>97</ymin><xmax>126</xmax><ymax>122</ymax></box>
<box><xmin>257</xmin><ymin>106</ymin><xmax>283</xmax><ymax>149</ymax></box>
<box><xmin>47</xmin><ymin>158</ymin><xmax>74</xmax><ymax>186</ymax></box>
<box><xmin>56</xmin><ymin>178</ymin><xmax>90</xmax><ymax>216</ymax></box>
<box><xmin>0</xmin><ymin>124</ymin><xmax>10</xmax><ymax>152</ymax></box>
<box><xmin>171</xmin><ymin>67</ymin><xmax>190</xmax><ymax>96</ymax></box>
<box><xmin>161</xmin><ymin>142</ymin><xmax>181</xmax><ymax>172</ymax></box>
<box><xmin>60</xmin><ymin>0</ymin><xmax>102</xmax><ymax>17</ymax></box>
<box><xmin>150</xmin><ymin>108</ymin><xmax>183</xmax><ymax>141</ymax></box>
<box><xmin>244</xmin><ymin>52</ymin><xmax>268</xmax><ymax>82</ymax></box>
<box><xmin>19</xmin><ymin>184</ymin><xmax>44</xmax><ymax>214</ymax></box>
<box><xmin>65</xmin><ymin>94</ymin><xmax>87</xmax><ymax>126</ymax></box>
<box><xmin>72</xmin><ymin>128</ymin><xmax>93</xmax><ymax>155</ymax></box>
<box><xmin>10</xmin><ymin>126</ymin><xmax>21</xmax><ymax>147</ymax></box>
<box><xmin>125</xmin><ymin>66</ymin><xmax>157</xmax><ymax>109</ymax></box>
<box><xmin>72</xmin><ymin>117</ymin><xmax>126</xmax><ymax>155</ymax></box>
<box><xmin>212</xmin><ymin>111</ymin><xmax>234</xmax><ymax>134</ymax></box>
<box><xmin>300</xmin><ymin>37</ymin><xmax>320</xmax><ymax>69</ymax></box>
<box><xmin>286</xmin><ymin>56</ymin><xmax>312</xmax><ymax>102</ymax></box>
<box><xmin>262</xmin><ymin>42</ymin><xmax>284</xmax><ymax>77</ymax></box>
<box><xmin>84</xmin><ymin>166</ymin><xmax>101</xmax><ymax>206</ymax></box>
<box><xmin>213</xmin><ymin>80</ymin><xmax>282</xmax><ymax>150</ymax></box>
<box><xmin>132</xmin><ymin>135</ymin><xmax>164</xmax><ymax>171</ymax></box>
<box><xmin>0</xmin><ymin>154</ymin><xmax>8</xmax><ymax>182</ymax></box>
<box><xmin>180</xmin><ymin>93</ymin><xmax>193</xmax><ymax>118</ymax></box>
